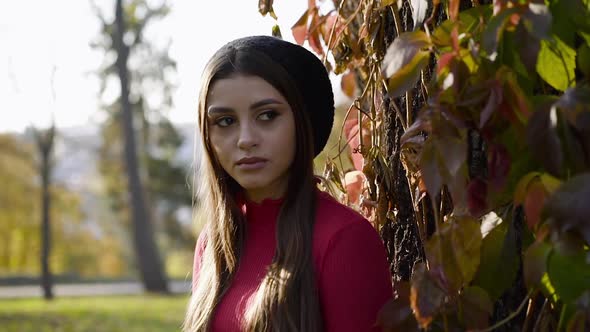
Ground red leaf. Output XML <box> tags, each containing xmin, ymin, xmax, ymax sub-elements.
<box><xmin>410</xmin><ymin>263</ymin><xmax>446</xmax><ymax>329</ymax></box>
<box><xmin>291</xmin><ymin>10</ymin><xmax>309</xmax><ymax>45</ymax></box>
<box><xmin>321</xmin><ymin>13</ymin><xmax>345</xmax><ymax>48</ymax></box>
<box><xmin>344</xmin><ymin>170</ymin><xmax>365</xmax><ymax>205</ymax></box>
<box><xmin>258</xmin><ymin>0</ymin><xmax>277</xmax><ymax>19</ymax></box>
<box><xmin>437</xmin><ymin>52</ymin><xmax>455</xmax><ymax>75</ymax></box>
<box><xmin>524</xmin><ymin>180</ymin><xmax>548</xmax><ymax>230</ymax></box>
<box><xmin>308</xmin><ymin>11</ymin><xmax>324</xmax><ymax>55</ymax></box>
<box><xmin>467</xmin><ymin>178</ymin><xmax>487</xmax><ymax>217</ymax></box>
<box><xmin>377</xmin><ymin>283</ymin><xmax>418</xmax><ymax>332</ymax></box>
<box><xmin>341</xmin><ymin>70</ymin><xmax>356</xmax><ymax>98</ymax></box>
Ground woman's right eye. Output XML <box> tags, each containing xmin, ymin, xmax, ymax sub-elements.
<box><xmin>214</xmin><ymin>117</ymin><xmax>234</xmax><ymax>127</ymax></box>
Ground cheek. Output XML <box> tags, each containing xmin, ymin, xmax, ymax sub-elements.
<box><xmin>208</xmin><ymin>133</ymin><xmax>231</xmax><ymax>166</ymax></box>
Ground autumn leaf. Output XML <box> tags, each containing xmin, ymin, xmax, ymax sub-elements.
<box><xmin>291</xmin><ymin>10</ymin><xmax>309</xmax><ymax>45</ymax></box>
<box><xmin>258</xmin><ymin>0</ymin><xmax>277</xmax><ymax>20</ymax></box>
<box><xmin>381</xmin><ymin>31</ymin><xmax>431</xmax><ymax>97</ymax></box>
<box><xmin>410</xmin><ymin>263</ymin><xmax>446</xmax><ymax>329</ymax></box>
<box><xmin>425</xmin><ymin>216</ymin><xmax>482</xmax><ymax>292</ymax></box>
<box><xmin>460</xmin><ymin>286</ymin><xmax>493</xmax><ymax>330</ymax></box>
<box><xmin>340</xmin><ymin>70</ymin><xmax>356</xmax><ymax>98</ymax></box>
<box><xmin>377</xmin><ymin>282</ymin><xmax>419</xmax><ymax>332</ymax></box>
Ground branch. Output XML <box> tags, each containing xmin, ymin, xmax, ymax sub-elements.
<box><xmin>476</xmin><ymin>290</ymin><xmax>533</xmax><ymax>332</ymax></box>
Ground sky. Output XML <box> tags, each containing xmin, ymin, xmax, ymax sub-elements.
<box><xmin>0</xmin><ymin>0</ymin><xmax>340</xmax><ymax>133</ymax></box>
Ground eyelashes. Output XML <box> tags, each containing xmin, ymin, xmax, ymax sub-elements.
<box><xmin>214</xmin><ymin>117</ymin><xmax>235</xmax><ymax>127</ymax></box>
<box><xmin>212</xmin><ymin>110</ymin><xmax>280</xmax><ymax>128</ymax></box>
<box><xmin>257</xmin><ymin>110</ymin><xmax>279</xmax><ymax>121</ymax></box>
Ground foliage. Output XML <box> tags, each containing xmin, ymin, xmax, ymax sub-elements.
<box><xmin>0</xmin><ymin>295</ymin><xmax>187</xmax><ymax>331</ymax></box>
<box><xmin>263</xmin><ymin>0</ymin><xmax>590</xmax><ymax>330</ymax></box>
<box><xmin>0</xmin><ymin>134</ymin><xmax>120</xmax><ymax>278</ymax></box>
<box><xmin>91</xmin><ymin>0</ymin><xmax>193</xmax><ymax>278</ymax></box>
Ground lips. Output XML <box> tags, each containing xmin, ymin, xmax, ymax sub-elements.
<box><xmin>236</xmin><ymin>157</ymin><xmax>268</xmax><ymax>170</ymax></box>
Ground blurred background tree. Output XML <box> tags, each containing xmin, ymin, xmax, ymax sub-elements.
<box><xmin>90</xmin><ymin>0</ymin><xmax>193</xmax><ymax>292</ymax></box>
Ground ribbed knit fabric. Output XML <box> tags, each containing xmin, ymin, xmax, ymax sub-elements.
<box><xmin>192</xmin><ymin>189</ymin><xmax>393</xmax><ymax>332</ymax></box>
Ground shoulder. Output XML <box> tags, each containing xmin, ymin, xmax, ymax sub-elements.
<box><xmin>312</xmin><ymin>189</ymin><xmax>385</xmax><ymax>270</ymax></box>
<box><xmin>312</xmin><ymin>191</ymin><xmax>393</xmax><ymax>332</ymax></box>
<box><xmin>313</xmin><ymin>189</ymin><xmax>375</xmax><ymax>241</ymax></box>
<box><xmin>314</xmin><ymin>189</ymin><xmax>367</xmax><ymax>227</ymax></box>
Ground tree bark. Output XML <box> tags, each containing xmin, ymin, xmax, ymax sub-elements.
<box><xmin>114</xmin><ymin>0</ymin><xmax>168</xmax><ymax>293</ymax></box>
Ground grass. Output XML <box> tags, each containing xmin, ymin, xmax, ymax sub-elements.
<box><xmin>0</xmin><ymin>294</ymin><xmax>189</xmax><ymax>331</ymax></box>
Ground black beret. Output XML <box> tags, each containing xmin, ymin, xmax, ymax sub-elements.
<box><xmin>222</xmin><ymin>36</ymin><xmax>335</xmax><ymax>157</ymax></box>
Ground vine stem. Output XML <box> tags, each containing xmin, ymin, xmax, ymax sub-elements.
<box><xmin>388</xmin><ymin>3</ymin><xmax>403</xmax><ymax>38</ymax></box>
<box><xmin>475</xmin><ymin>290</ymin><xmax>533</xmax><ymax>332</ymax></box>
<box><xmin>406</xmin><ymin>90</ymin><xmax>413</xmax><ymax>128</ymax></box>
<box><xmin>335</xmin><ymin>64</ymin><xmax>376</xmax><ymax>172</ymax></box>
<box><xmin>322</xmin><ymin>0</ymin><xmax>365</xmax><ymax>66</ymax></box>
<box><xmin>380</xmin><ymin>78</ymin><xmax>407</xmax><ymax>130</ymax></box>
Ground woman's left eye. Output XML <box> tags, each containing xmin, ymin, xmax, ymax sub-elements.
<box><xmin>258</xmin><ymin>110</ymin><xmax>278</xmax><ymax>121</ymax></box>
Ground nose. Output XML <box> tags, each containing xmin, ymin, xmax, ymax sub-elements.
<box><xmin>237</xmin><ymin>121</ymin><xmax>259</xmax><ymax>150</ymax></box>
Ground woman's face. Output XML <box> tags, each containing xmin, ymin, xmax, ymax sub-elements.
<box><xmin>206</xmin><ymin>74</ymin><xmax>296</xmax><ymax>203</ymax></box>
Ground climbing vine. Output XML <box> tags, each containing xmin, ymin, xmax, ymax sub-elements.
<box><xmin>260</xmin><ymin>0</ymin><xmax>590</xmax><ymax>330</ymax></box>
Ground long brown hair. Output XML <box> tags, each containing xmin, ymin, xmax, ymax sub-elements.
<box><xmin>183</xmin><ymin>43</ymin><xmax>322</xmax><ymax>331</ymax></box>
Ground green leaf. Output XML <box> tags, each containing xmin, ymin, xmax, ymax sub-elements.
<box><xmin>577</xmin><ymin>43</ymin><xmax>590</xmax><ymax>77</ymax></box>
<box><xmin>425</xmin><ymin>216</ymin><xmax>482</xmax><ymax>293</ymax></box>
<box><xmin>460</xmin><ymin>286</ymin><xmax>493</xmax><ymax>330</ymax></box>
<box><xmin>482</xmin><ymin>7</ymin><xmax>520</xmax><ymax>60</ymax></box>
<box><xmin>419</xmin><ymin>139</ymin><xmax>443</xmax><ymax>198</ymax></box>
<box><xmin>382</xmin><ymin>31</ymin><xmax>431</xmax><ymax>97</ymax></box>
<box><xmin>547</xmin><ymin>249</ymin><xmax>590</xmax><ymax>303</ymax></box>
<box><xmin>432</xmin><ymin>5</ymin><xmax>492</xmax><ymax>47</ymax></box>
<box><xmin>550</xmin><ymin>0</ymin><xmax>590</xmax><ymax>47</ymax></box>
<box><xmin>271</xmin><ymin>24</ymin><xmax>282</xmax><ymax>39</ymax></box>
<box><xmin>541</xmin><ymin>272</ymin><xmax>559</xmax><ymax>303</ymax></box>
<box><xmin>536</xmin><ymin>36</ymin><xmax>576</xmax><ymax>92</ymax></box>
<box><xmin>523</xmin><ymin>241</ymin><xmax>552</xmax><ymax>289</ymax></box>
<box><xmin>473</xmin><ymin>210</ymin><xmax>519</xmax><ymax>300</ymax></box>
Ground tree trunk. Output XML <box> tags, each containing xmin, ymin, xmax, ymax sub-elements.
<box><xmin>114</xmin><ymin>0</ymin><xmax>168</xmax><ymax>293</ymax></box>
<box><xmin>37</xmin><ymin>126</ymin><xmax>55</xmax><ymax>300</ymax></box>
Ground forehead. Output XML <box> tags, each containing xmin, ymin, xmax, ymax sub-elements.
<box><xmin>206</xmin><ymin>74</ymin><xmax>287</xmax><ymax>107</ymax></box>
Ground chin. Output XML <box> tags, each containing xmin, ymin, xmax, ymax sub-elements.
<box><xmin>235</xmin><ymin>180</ymin><xmax>268</xmax><ymax>192</ymax></box>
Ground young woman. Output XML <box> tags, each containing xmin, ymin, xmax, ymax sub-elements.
<box><xmin>184</xmin><ymin>36</ymin><xmax>393</xmax><ymax>332</ymax></box>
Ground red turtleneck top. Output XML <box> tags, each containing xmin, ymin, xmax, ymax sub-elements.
<box><xmin>192</xmin><ymin>189</ymin><xmax>393</xmax><ymax>331</ymax></box>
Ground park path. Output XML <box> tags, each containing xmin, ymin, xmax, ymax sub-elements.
<box><xmin>0</xmin><ymin>280</ymin><xmax>191</xmax><ymax>299</ymax></box>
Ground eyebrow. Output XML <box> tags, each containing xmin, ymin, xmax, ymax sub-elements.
<box><xmin>207</xmin><ymin>98</ymin><xmax>284</xmax><ymax>116</ymax></box>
